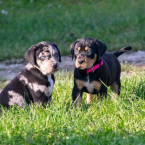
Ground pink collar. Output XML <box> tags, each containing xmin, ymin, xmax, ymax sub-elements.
<box><xmin>86</xmin><ymin>59</ymin><xmax>103</xmax><ymax>73</ymax></box>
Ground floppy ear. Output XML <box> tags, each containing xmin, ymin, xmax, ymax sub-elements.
<box><xmin>52</xmin><ymin>43</ymin><xmax>61</xmax><ymax>62</ymax></box>
<box><xmin>95</xmin><ymin>39</ymin><xmax>107</xmax><ymax>58</ymax></box>
<box><xmin>70</xmin><ymin>40</ymin><xmax>79</xmax><ymax>60</ymax></box>
<box><xmin>24</xmin><ymin>45</ymin><xmax>38</xmax><ymax>66</ymax></box>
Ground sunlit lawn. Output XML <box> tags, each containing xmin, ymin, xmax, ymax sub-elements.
<box><xmin>0</xmin><ymin>70</ymin><xmax>144</xmax><ymax>144</ymax></box>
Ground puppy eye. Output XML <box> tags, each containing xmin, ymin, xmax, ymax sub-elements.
<box><xmin>54</xmin><ymin>53</ymin><xmax>59</xmax><ymax>57</ymax></box>
<box><xmin>41</xmin><ymin>56</ymin><xmax>46</xmax><ymax>59</ymax></box>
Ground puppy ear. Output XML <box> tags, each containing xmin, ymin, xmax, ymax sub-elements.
<box><xmin>24</xmin><ymin>45</ymin><xmax>38</xmax><ymax>66</ymax></box>
<box><xmin>52</xmin><ymin>43</ymin><xmax>61</xmax><ymax>62</ymax></box>
<box><xmin>70</xmin><ymin>40</ymin><xmax>79</xmax><ymax>60</ymax></box>
<box><xmin>95</xmin><ymin>39</ymin><xmax>107</xmax><ymax>58</ymax></box>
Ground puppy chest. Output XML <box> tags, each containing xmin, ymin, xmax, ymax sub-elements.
<box><xmin>46</xmin><ymin>75</ymin><xmax>54</xmax><ymax>97</ymax></box>
<box><xmin>84</xmin><ymin>81</ymin><xmax>94</xmax><ymax>93</ymax></box>
<box><xmin>76</xmin><ymin>78</ymin><xmax>101</xmax><ymax>93</ymax></box>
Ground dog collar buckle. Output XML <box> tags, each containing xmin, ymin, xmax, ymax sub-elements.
<box><xmin>91</xmin><ymin>67</ymin><xmax>94</xmax><ymax>73</ymax></box>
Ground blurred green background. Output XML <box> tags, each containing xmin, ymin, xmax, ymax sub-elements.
<box><xmin>0</xmin><ymin>0</ymin><xmax>145</xmax><ymax>61</ymax></box>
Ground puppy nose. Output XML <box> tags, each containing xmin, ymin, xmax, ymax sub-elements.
<box><xmin>78</xmin><ymin>60</ymin><xmax>85</xmax><ymax>64</ymax></box>
<box><xmin>53</xmin><ymin>64</ymin><xmax>57</xmax><ymax>69</ymax></box>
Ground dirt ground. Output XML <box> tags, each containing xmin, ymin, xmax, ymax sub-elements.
<box><xmin>0</xmin><ymin>51</ymin><xmax>145</xmax><ymax>80</ymax></box>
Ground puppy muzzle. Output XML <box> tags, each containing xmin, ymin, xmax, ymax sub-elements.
<box><xmin>52</xmin><ymin>62</ymin><xmax>60</xmax><ymax>71</ymax></box>
<box><xmin>77</xmin><ymin>55</ymin><xmax>86</xmax><ymax>64</ymax></box>
<box><xmin>78</xmin><ymin>59</ymin><xmax>85</xmax><ymax>64</ymax></box>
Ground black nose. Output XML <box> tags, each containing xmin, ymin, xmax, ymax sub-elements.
<box><xmin>78</xmin><ymin>59</ymin><xmax>85</xmax><ymax>64</ymax></box>
<box><xmin>53</xmin><ymin>64</ymin><xmax>57</xmax><ymax>69</ymax></box>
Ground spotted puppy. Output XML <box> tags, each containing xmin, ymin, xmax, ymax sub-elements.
<box><xmin>0</xmin><ymin>41</ymin><xmax>61</xmax><ymax>108</ymax></box>
<box><xmin>71</xmin><ymin>37</ymin><xmax>132</xmax><ymax>106</ymax></box>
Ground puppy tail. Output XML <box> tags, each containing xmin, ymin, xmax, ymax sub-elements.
<box><xmin>113</xmin><ymin>46</ymin><xmax>132</xmax><ymax>58</ymax></box>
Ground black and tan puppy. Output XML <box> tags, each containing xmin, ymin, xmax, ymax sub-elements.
<box><xmin>70</xmin><ymin>37</ymin><xmax>132</xmax><ymax>106</ymax></box>
<box><xmin>0</xmin><ymin>41</ymin><xmax>61</xmax><ymax>108</ymax></box>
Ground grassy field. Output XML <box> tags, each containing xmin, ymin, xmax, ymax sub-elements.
<box><xmin>0</xmin><ymin>0</ymin><xmax>145</xmax><ymax>60</ymax></box>
<box><xmin>0</xmin><ymin>70</ymin><xmax>145</xmax><ymax>144</ymax></box>
<box><xmin>0</xmin><ymin>0</ymin><xmax>145</xmax><ymax>144</ymax></box>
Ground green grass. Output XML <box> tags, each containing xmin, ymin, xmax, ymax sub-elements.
<box><xmin>0</xmin><ymin>0</ymin><xmax>145</xmax><ymax>60</ymax></box>
<box><xmin>0</xmin><ymin>70</ymin><xmax>145</xmax><ymax>144</ymax></box>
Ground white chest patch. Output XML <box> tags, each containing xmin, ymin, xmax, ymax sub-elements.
<box><xmin>84</xmin><ymin>76</ymin><xmax>94</xmax><ymax>93</ymax></box>
<box><xmin>46</xmin><ymin>75</ymin><xmax>54</xmax><ymax>97</ymax></box>
<box><xmin>76</xmin><ymin>77</ymin><xmax>101</xmax><ymax>93</ymax></box>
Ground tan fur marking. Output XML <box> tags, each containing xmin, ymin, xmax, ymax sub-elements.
<box><xmin>75</xmin><ymin>54</ymin><xmax>97</xmax><ymax>69</ymax></box>
<box><xmin>84</xmin><ymin>54</ymin><xmax>97</xmax><ymax>68</ymax></box>
<box><xmin>75</xmin><ymin>57</ymin><xmax>81</xmax><ymax>68</ymax></box>
<box><xmin>110</xmin><ymin>82</ymin><xmax>119</xmax><ymax>95</ymax></box>
<box><xmin>91</xmin><ymin>81</ymin><xmax>102</xmax><ymax>91</ymax></box>
<box><xmin>76</xmin><ymin>79</ymin><xmax>85</xmax><ymax>90</ymax></box>
<box><xmin>76</xmin><ymin>80</ymin><xmax>101</xmax><ymax>93</ymax></box>
<box><xmin>85</xmin><ymin>47</ymin><xmax>88</xmax><ymax>51</ymax></box>
<box><xmin>78</xmin><ymin>47</ymin><xmax>81</xmax><ymax>51</ymax></box>
<box><xmin>86</xmin><ymin>93</ymin><xmax>93</xmax><ymax>104</ymax></box>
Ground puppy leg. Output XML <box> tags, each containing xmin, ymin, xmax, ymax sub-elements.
<box><xmin>100</xmin><ymin>86</ymin><xmax>107</xmax><ymax>98</ymax></box>
<box><xmin>86</xmin><ymin>93</ymin><xmax>94</xmax><ymax>104</ymax></box>
<box><xmin>72</xmin><ymin>87</ymin><xmax>82</xmax><ymax>107</ymax></box>
<box><xmin>45</xmin><ymin>95</ymin><xmax>52</xmax><ymax>106</ymax></box>
<box><xmin>117</xmin><ymin>79</ymin><xmax>121</xmax><ymax>95</ymax></box>
<box><xmin>48</xmin><ymin>95</ymin><xmax>52</xmax><ymax>105</ymax></box>
<box><xmin>110</xmin><ymin>80</ymin><xmax>121</xmax><ymax>95</ymax></box>
<box><xmin>97</xmin><ymin>93</ymin><xmax>101</xmax><ymax>100</ymax></box>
